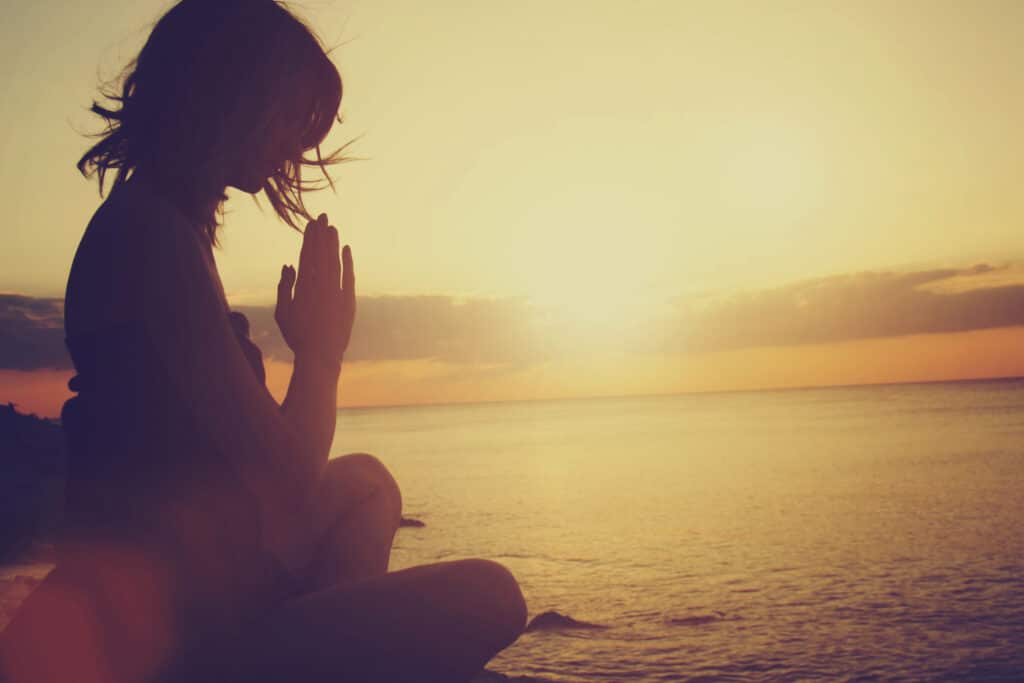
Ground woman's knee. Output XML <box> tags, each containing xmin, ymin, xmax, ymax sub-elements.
<box><xmin>324</xmin><ymin>453</ymin><xmax>402</xmax><ymax>523</ymax></box>
<box><xmin>449</xmin><ymin>559</ymin><xmax>528</xmax><ymax>647</ymax></box>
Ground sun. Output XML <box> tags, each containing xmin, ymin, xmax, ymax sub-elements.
<box><xmin>529</xmin><ymin>270</ymin><xmax>638</xmax><ymax>329</ymax></box>
<box><xmin>503</xmin><ymin>184</ymin><xmax>675</xmax><ymax>346</ymax></box>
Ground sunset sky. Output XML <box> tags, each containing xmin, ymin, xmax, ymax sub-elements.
<box><xmin>2</xmin><ymin>0</ymin><xmax>1024</xmax><ymax>416</ymax></box>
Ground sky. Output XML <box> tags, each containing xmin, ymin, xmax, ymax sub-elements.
<box><xmin>2</xmin><ymin>0</ymin><xmax>1024</xmax><ymax>416</ymax></box>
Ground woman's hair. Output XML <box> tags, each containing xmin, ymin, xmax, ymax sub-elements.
<box><xmin>77</xmin><ymin>0</ymin><xmax>353</xmax><ymax>246</ymax></box>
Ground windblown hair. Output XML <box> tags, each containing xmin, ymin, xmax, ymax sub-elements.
<box><xmin>77</xmin><ymin>0</ymin><xmax>353</xmax><ymax>247</ymax></box>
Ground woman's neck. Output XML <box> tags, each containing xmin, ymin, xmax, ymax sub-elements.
<box><xmin>129</xmin><ymin>164</ymin><xmax>227</xmax><ymax>238</ymax></box>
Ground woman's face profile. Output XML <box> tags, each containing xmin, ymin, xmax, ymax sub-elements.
<box><xmin>227</xmin><ymin>109</ymin><xmax>303</xmax><ymax>194</ymax></box>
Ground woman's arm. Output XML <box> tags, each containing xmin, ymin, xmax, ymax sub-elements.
<box><xmin>276</xmin><ymin>214</ymin><xmax>356</xmax><ymax>468</ymax></box>
<box><xmin>280</xmin><ymin>353</ymin><xmax>341</xmax><ymax>470</ymax></box>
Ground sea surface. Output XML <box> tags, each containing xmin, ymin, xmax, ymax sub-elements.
<box><xmin>330</xmin><ymin>379</ymin><xmax>1024</xmax><ymax>682</ymax></box>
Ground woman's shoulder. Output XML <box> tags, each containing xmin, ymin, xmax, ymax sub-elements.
<box><xmin>87</xmin><ymin>178</ymin><xmax>202</xmax><ymax>250</ymax></box>
<box><xmin>66</xmin><ymin>178</ymin><xmax>224</xmax><ymax>336</ymax></box>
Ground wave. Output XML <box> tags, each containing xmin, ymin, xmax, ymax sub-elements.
<box><xmin>666</xmin><ymin>610</ymin><xmax>738</xmax><ymax>627</ymax></box>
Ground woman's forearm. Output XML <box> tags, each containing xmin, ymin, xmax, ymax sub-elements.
<box><xmin>281</xmin><ymin>353</ymin><xmax>342</xmax><ymax>479</ymax></box>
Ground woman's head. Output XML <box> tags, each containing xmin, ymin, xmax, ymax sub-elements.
<box><xmin>78</xmin><ymin>0</ymin><xmax>350</xmax><ymax>246</ymax></box>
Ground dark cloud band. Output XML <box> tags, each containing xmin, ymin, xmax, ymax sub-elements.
<box><xmin>671</xmin><ymin>265</ymin><xmax>1024</xmax><ymax>353</ymax></box>
<box><xmin>0</xmin><ymin>295</ymin><xmax>68</xmax><ymax>371</ymax></box>
<box><xmin>4</xmin><ymin>264</ymin><xmax>1024</xmax><ymax>371</ymax></box>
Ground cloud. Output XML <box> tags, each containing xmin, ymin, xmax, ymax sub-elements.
<box><xmin>0</xmin><ymin>293</ymin><xmax>546</xmax><ymax>371</ymax></box>
<box><xmin>668</xmin><ymin>264</ymin><xmax>1024</xmax><ymax>353</ymax></box>
<box><xmin>0</xmin><ymin>294</ymin><xmax>68</xmax><ymax>371</ymax></box>
<box><xmin>233</xmin><ymin>295</ymin><xmax>545</xmax><ymax>364</ymax></box>
<box><xmin>5</xmin><ymin>263</ymin><xmax>1024</xmax><ymax>371</ymax></box>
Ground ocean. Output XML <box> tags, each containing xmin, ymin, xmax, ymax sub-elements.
<box><xmin>330</xmin><ymin>379</ymin><xmax>1024</xmax><ymax>682</ymax></box>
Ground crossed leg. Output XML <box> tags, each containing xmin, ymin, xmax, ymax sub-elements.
<box><xmin>192</xmin><ymin>558</ymin><xmax>527</xmax><ymax>683</ymax></box>
<box><xmin>187</xmin><ymin>453</ymin><xmax>528</xmax><ymax>683</ymax></box>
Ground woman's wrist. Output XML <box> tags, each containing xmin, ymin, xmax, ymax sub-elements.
<box><xmin>293</xmin><ymin>351</ymin><xmax>343</xmax><ymax>377</ymax></box>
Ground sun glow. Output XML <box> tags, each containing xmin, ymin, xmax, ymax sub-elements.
<box><xmin>507</xmin><ymin>179</ymin><xmax>677</xmax><ymax>342</ymax></box>
<box><xmin>521</xmin><ymin>226</ymin><xmax>668</xmax><ymax>343</ymax></box>
<box><xmin>528</xmin><ymin>274</ymin><xmax>656</xmax><ymax>331</ymax></box>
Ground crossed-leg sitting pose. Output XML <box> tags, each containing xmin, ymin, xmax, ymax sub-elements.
<box><xmin>0</xmin><ymin>2</ymin><xmax>526</xmax><ymax>681</ymax></box>
<box><xmin>183</xmin><ymin>453</ymin><xmax>527</xmax><ymax>683</ymax></box>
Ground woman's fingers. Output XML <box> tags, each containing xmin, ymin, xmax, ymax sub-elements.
<box><xmin>295</xmin><ymin>215</ymin><xmax>321</xmax><ymax>300</ymax></box>
<box><xmin>325</xmin><ymin>223</ymin><xmax>340</xmax><ymax>292</ymax></box>
<box><xmin>342</xmin><ymin>244</ymin><xmax>355</xmax><ymax>304</ymax></box>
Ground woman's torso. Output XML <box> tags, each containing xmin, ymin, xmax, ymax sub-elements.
<box><xmin>61</xmin><ymin>177</ymin><xmax>278</xmax><ymax>630</ymax></box>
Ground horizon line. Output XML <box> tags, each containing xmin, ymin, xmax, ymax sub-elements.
<box><xmin>333</xmin><ymin>373</ymin><xmax>1024</xmax><ymax>413</ymax></box>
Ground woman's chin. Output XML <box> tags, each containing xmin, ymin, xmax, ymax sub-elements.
<box><xmin>229</xmin><ymin>177</ymin><xmax>266</xmax><ymax>194</ymax></box>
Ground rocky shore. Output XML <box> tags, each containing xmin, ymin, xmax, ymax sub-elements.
<box><xmin>0</xmin><ymin>403</ymin><xmax>67</xmax><ymax>562</ymax></box>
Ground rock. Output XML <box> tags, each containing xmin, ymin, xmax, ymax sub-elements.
<box><xmin>525</xmin><ymin>610</ymin><xmax>608</xmax><ymax>632</ymax></box>
<box><xmin>0</xmin><ymin>575</ymin><xmax>46</xmax><ymax>632</ymax></box>
<box><xmin>0</xmin><ymin>403</ymin><xmax>68</xmax><ymax>562</ymax></box>
<box><xmin>10</xmin><ymin>575</ymin><xmax>41</xmax><ymax>588</ymax></box>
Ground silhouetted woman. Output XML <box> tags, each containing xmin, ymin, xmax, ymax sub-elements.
<box><xmin>0</xmin><ymin>2</ymin><xmax>526</xmax><ymax>682</ymax></box>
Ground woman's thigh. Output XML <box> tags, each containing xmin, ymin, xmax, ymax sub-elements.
<box><xmin>188</xmin><ymin>559</ymin><xmax>528</xmax><ymax>683</ymax></box>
